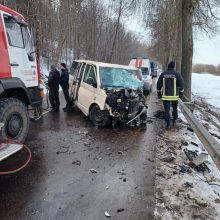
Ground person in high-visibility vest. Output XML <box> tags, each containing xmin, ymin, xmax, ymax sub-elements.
<box><xmin>157</xmin><ymin>61</ymin><xmax>184</xmax><ymax>128</ymax></box>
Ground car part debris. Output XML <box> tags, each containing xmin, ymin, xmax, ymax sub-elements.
<box><xmin>105</xmin><ymin>211</ymin><xmax>111</xmax><ymax>218</ymax></box>
<box><xmin>191</xmin><ymin>141</ymin><xmax>198</xmax><ymax>147</ymax></box>
<box><xmin>154</xmin><ymin>111</ymin><xmax>165</xmax><ymax>119</ymax></box>
<box><xmin>187</xmin><ymin>127</ymin><xmax>194</xmax><ymax>132</ymax></box>
<box><xmin>184</xmin><ymin>149</ymin><xmax>210</xmax><ymax>173</ymax></box>
<box><xmin>184</xmin><ymin>182</ymin><xmax>194</xmax><ymax>188</ymax></box>
<box><xmin>179</xmin><ymin>165</ymin><xmax>192</xmax><ymax>173</ymax></box>
<box><xmin>192</xmin><ymin>152</ymin><xmax>208</xmax><ymax>166</ymax></box>
<box><xmin>72</xmin><ymin>160</ymin><xmax>81</xmax><ymax>166</ymax></box>
<box><xmin>90</xmin><ymin>168</ymin><xmax>98</xmax><ymax>174</ymax></box>
<box><xmin>117</xmin><ymin>208</ymin><xmax>125</xmax><ymax>213</ymax></box>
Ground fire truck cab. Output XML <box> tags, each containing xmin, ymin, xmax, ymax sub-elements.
<box><xmin>0</xmin><ymin>4</ymin><xmax>42</xmax><ymax>149</ymax></box>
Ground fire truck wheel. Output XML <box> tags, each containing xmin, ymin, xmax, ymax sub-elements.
<box><xmin>0</xmin><ymin>98</ymin><xmax>29</xmax><ymax>143</ymax></box>
<box><xmin>89</xmin><ymin>105</ymin><xmax>112</xmax><ymax>128</ymax></box>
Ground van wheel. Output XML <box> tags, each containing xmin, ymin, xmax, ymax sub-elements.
<box><xmin>89</xmin><ymin>105</ymin><xmax>111</xmax><ymax>127</ymax></box>
<box><xmin>0</xmin><ymin>98</ymin><xmax>29</xmax><ymax>143</ymax></box>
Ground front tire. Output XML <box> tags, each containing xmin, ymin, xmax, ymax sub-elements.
<box><xmin>89</xmin><ymin>105</ymin><xmax>111</xmax><ymax>127</ymax></box>
<box><xmin>0</xmin><ymin>98</ymin><xmax>29</xmax><ymax>143</ymax></box>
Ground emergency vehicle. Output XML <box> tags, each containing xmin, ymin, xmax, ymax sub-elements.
<box><xmin>129</xmin><ymin>57</ymin><xmax>153</xmax><ymax>94</ymax></box>
<box><xmin>0</xmin><ymin>4</ymin><xmax>42</xmax><ymax>162</ymax></box>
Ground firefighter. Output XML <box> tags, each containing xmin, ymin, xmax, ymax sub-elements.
<box><xmin>157</xmin><ymin>61</ymin><xmax>184</xmax><ymax>129</ymax></box>
<box><xmin>48</xmin><ymin>65</ymin><xmax>60</xmax><ymax>112</ymax></box>
<box><xmin>60</xmin><ymin>63</ymin><xmax>71</xmax><ymax>112</ymax></box>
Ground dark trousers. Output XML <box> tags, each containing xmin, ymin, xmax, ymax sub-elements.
<box><xmin>62</xmin><ymin>86</ymin><xmax>71</xmax><ymax>109</ymax></box>
<box><xmin>49</xmin><ymin>87</ymin><xmax>60</xmax><ymax>110</ymax></box>
<box><xmin>163</xmin><ymin>101</ymin><xmax>178</xmax><ymax>126</ymax></box>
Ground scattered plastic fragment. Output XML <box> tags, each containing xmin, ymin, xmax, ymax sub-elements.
<box><xmin>187</xmin><ymin>127</ymin><xmax>194</xmax><ymax>132</ymax></box>
<box><xmin>184</xmin><ymin>182</ymin><xmax>194</xmax><ymax>188</ymax></box>
<box><xmin>72</xmin><ymin>160</ymin><xmax>81</xmax><ymax>166</ymax></box>
<box><xmin>117</xmin><ymin>208</ymin><xmax>125</xmax><ymax>213</ymax></box>
<box><xmin>179</xmin><ymin>165</ymin><xmax>191</xmax><ymax>173</ymax></box>
<box><xmin>105</xmin><ymin>211</ymin><xmax>111</xmax><ymax>218</ymax></box>
<box><xmin>90</xmin><ymin>168</ymin><xmax>98</xmax><ymax>174</ymax></box>
<box><xmin>192</xmin><ymin>153</ymin><xmax>208</xmax><ymax>166</ymax></box>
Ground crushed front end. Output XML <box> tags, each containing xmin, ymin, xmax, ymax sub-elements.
<box><xmin>106</xmin><ymin>89</ymin><xmax>147</xmax><ymax>128</ymax></box>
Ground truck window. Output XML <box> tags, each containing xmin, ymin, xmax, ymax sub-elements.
<box><xmin>4</xmin><ymin>16</ymin><xmax>24</xmax><ymax>48</ymax></box>
<box><xmin>22</xmin><ymin>27</ymin><xmax>35</xmax><ymax>61</ymax></box>
<box><xmin>83</xmin><ymin>65</ymin><xmax>97</xmax><ymax>85</ymax></box>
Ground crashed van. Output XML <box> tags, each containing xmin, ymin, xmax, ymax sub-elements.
<box><xmin>69</xmin><ymin>60</ymin><xmax>147</xmax><ymax>128</ymax></box>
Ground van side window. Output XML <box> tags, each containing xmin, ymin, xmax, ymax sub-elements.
<box><xmin>83</xmin><ymin>65</ymin><xmax>97</xmax><ymax>85</ymax></box>
<box><xmin>70</xmin><ymin>61</ymin><xmax>79</xmax><ymax>76</ymax></box>
<box><xmin>4</xmin><ymin>16</ymin><xmax>24</xmax><ymax>48</ymax></box>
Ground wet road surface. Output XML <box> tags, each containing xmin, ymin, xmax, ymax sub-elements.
<box><xmin>0</xmin><ymin>87</ymin><xmax>162</xmax><ymax>220</ymax></box>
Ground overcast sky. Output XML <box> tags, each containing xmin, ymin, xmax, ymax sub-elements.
<box><xmin>124</xmin><ymin>17</ymin><xmax>220</xmax><ymax>66</ymax></box>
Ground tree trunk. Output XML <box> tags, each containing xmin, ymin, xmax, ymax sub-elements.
<box><xmin>181</xmin><ymin>0</ymin><xmax>195</xmax><ymax>100</ymax></box>
<box><xmin>176</xmin><ymin>0</ymin><xmax>182</xmax><ymax>73</ymax></box>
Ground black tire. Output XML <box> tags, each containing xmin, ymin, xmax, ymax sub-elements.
<box><xmin>0</xmin><ymin>98</ymin><xmax>29</xmax><ymax>143</ymax></box>
<box><xmin>89</xmin><ymin>105</ymin><xmax>111</xmax><ymax>127</ymax></box>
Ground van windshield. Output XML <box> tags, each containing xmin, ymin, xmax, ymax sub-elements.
<box><xmin>99</xmin><ymin>67</ymin><xmax>143</xmax><ymax>90</ymax></box>
<box><xmin>140</xmin><ymin>67</ymin><xmax>149</xmax><ymax>75</ymax></box>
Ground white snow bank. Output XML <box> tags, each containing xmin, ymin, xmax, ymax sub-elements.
<box><xmin>192</xmin><ymin>73</ymin><xmax>220</xmax><ymax>110</ymax></box>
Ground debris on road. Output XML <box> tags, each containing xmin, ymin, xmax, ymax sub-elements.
<box><xmin>184</xmin><ymin>182</ymin><xmax>194</xmax><ymax>188</ymax></box>
<box><xmin>184</xmin><ymin>149</ymin><xmax>210</xmax><ymax>173</ymax></box>
<box><xmin>179</xmin><ymin>164</ymin><xmax>192</xmax><ymax>173</ymax></box>
<box><xmin>123</xmin><ymin>178</ymin><xmax>127</xmax><ymax>182</ymax></box>
<box><xmin>118</xmin><ymin>151</ymin><xmax>123</xmax><ymax>155</ymax></box>
<box><xmin>72</xmin><ymin>160</ymin><xmax>81</xmax><ymax>166</ymax></box>
<box><xmin>105</xmin><ymin>211</ymin><xmax>111</xmax><ymax>218</ymax></box>
<box><xmin>154</xmin><ymin>111</ymin><xmax>164</xmax><ymax>119</ymax></box>
<box><xmin>106</xmin><ymin>186</ymin><xmax>109</xmax><ymax>190</ymax></box>
<box><xmin>117</xmin><ymin>208</ymin><xmax>125</xmax><ymax>213</ymax></box>
<box><xmin>190</xmin><ymin>141</ymin><xmax>198</xmax><ymax>147</ymax></box>
<box><xmin>187</xmin><ymin>126</ymin><xmax>194</xmax><ymax>132</ymax></box>
<box><xmin>90</xmin><ymin>168</ymin><xmax>98</xmax><ymax>174</ymax></box>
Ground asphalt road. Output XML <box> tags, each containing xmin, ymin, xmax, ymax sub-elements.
<box><xmin>0</xmin><ymin>84</ymin><xmax>162</xmax><ymax>220</ymax></box>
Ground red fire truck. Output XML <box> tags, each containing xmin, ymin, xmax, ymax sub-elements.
<box><xmin>0</xmin><ymin>4</ymin><xmax>42</xmax><ymax>161</ymax></box>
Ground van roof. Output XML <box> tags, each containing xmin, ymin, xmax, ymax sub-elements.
<box><xmin>74</xmin><ymin>60</ymin><xmax>139</xmax><ymax>70</ymax></box>
<box><xmin>0</xmin><ymin>4</ymin><xmax>24</xmax><ymax>20</ymax></box>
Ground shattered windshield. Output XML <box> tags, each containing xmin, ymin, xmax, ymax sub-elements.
<box><xmin>99</xmin><ymin>67</ymin><xmax>143</xmax><ymax>90</ymax></box>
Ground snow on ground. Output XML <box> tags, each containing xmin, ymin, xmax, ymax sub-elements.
<box><xmin>155</xmin><ymin>110</ymin><xmax>220</xmax><ymax>220</ymax></box>
<box><xmin>192</xmin><ymin>73</ymin><xmax>220</xmax><ymax>111</ymax></box>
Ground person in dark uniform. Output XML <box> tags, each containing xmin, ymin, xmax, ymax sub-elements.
<box><xmin>48</xmin><ymin>65</ymin><xmax>60</xmax><ymax>112</ymax></box>
<box><xmin>157</xmin><ymin>61</ymin><xmax>184</xmax><ymax>129</ymax></box>
<box><xmin>60</xmin><ymin>63</ymin><xmax>71</xmax><ymax>112</ymax></box>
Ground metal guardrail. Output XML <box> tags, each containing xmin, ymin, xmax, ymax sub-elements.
<box><xmin>179</xmin><ymin>99</ymin><xmax>220</xmax><ymax>170</ymax></box>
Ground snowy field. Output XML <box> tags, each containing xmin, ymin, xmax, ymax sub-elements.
<box><xmin>192</xmin><ymin>73</ymin><xmax>220</xmax><ymax>110</ymax></box>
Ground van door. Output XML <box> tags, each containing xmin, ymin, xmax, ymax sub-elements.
<box><xmin>69</xmin><ymin>62</ymin><xmax>86</xmax><ymax>101</ymax></box>
<box><xmin>77</xmin><ymin>64</ymin><xmax>97</xmax><ymax>115</ymax></box>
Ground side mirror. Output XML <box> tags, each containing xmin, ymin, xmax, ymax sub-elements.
<box><xmin>13</xmin><ymin>16</ymin><xmax>27</xmax><ymax>27</ymax></box>
<box><xmin>87</xmin><ymin>77</ymin><xmax>97</xmax><ymax>88</ymax></box>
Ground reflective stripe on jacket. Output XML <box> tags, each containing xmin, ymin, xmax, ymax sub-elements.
<box><xmin>157</xmin><ymin>68</ymin><xmax>184</xmax><ymax>101</ymax></box>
